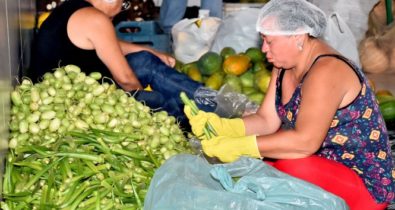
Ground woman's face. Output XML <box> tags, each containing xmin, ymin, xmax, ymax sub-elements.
<box><xmin>260</xmin><ymin>34</ymin><xmax>299</xmax><ymax>69</ymax></box>
<box><xmin>101</xmin><ymin>0</ymin><xmax>124</xmax><ymax>18</ymax></box>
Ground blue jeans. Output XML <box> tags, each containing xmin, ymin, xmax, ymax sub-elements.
<box><xmin>159</xmin><ymin>0</ymin><xmax>223</xmax><ymax>33</ymax></box>
<box><xmin>126</xmin><ymin>51</ymin><xmax>216</xmax><ymax>129</ymax></box>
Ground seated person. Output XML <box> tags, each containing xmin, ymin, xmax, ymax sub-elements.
<box><xmin>30</xmin><ymin>0</ymin><xmax>217</xmax><ymax>130</ymax></box>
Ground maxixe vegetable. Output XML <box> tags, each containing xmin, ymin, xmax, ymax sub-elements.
<box><xmin>3</xmin><ymin>65</ymin><xmax>193</xmax><ymax>209</ymax></box>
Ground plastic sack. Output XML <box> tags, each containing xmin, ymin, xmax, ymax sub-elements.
<box><xmin>193</xmin><ymin>86</ymin><xmax>218</xmax><ymax>108</ymax></box>
<box><xmin>211</xmin><ymin>8</ymin><xmax>262</xmax><ymax>54</ymax></box>
<box><xmin>322</xmin><ymin>13</ymin><xmax>361</xmax><ymax>66</ymax></box>
<box><xmin>214</xmin><ymin>84</ymin><xmax>259</xmax><ymax>118</ymax></box>
<box><xmin>193</xmin><ymin>85</ymin><xmax>259</xmax><ymax>118</ymax></box>
<box><xmin>308</xmin><ymin>0</ymin><xmax>378</xmax><ymax>44</ymax></box>
<box><xmin>172</xmin><ymin>17</ymin><xmax>222</xmax><ymax>63</ymax></box>
<box><xmin>144</xmin><ymin>154</ymin><xmax>348</xmax><ymax>210</ymax></box>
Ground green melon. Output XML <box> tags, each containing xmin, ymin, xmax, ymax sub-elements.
<box><xmin>197</xmin><ymin>51</ymin><xmax>223</xmax><ymax>76</ymax></box>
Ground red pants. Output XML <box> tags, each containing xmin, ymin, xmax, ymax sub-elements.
<box><xmin>267</xmin><ymin>156</ymin><xmax>388</xmax><ymax>210</ymax></box>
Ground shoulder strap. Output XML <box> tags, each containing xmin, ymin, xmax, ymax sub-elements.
<box><xmin>277</xmin><ymin>69</ymin><xmax>286</xmax><ymax>98</ymax></box>
<box><xmin>301</xmin><ymin>54</ymin><xmax>363</xmax><ymax>83</ymax></box>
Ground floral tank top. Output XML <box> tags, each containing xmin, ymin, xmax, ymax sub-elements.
<box><xmin>275</xmin><ymin>54</ymin><xmax>395</xmax><ymax>203</ymax></box>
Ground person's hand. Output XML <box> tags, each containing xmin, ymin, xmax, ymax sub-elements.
<box><xmin>201</xmin><ymin>135</ymin><xmax>261</xmax><ymax>163</ymax></box>
<box><xmin>154</xmin><ymin>51</ymin><xmax>176</xmax><ymax>68</ymax></box>
<box><xmin>184</xmin><ymin>106</ymin><xmax>245</xmax><ymax>140</ymax></box>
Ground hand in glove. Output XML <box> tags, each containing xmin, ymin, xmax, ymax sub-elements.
<box><xmin>201</xmin><ymin>135</ymin><xmax>261</xmax><ymax>163</ymax></box>
<box><xmin>184</xmin><ymin>106</ymin><xmax>245</xmax><ymax>140</ymax></box>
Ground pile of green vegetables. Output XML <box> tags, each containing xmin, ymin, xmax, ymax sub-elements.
<box><xmin>2</xmin><ymin>65</ymin><xmax>193</xmax><ymax>210</ymax></box>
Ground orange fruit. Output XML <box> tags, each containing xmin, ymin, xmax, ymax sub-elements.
<box><xmin>182</xmin><ymin>62</ymin><xmax>198</xmax><ymax>74</ymax></box>
<box><xmin>223</xmin><ymin>54</ymin><xmax>251</xmax><ymax>76</ymax></box>
<box><xmin>252</xmin><ymin>61</ymin><xmax>267</xmax><ymax>73</ymax></box>
<box><xmin>220</xmin><ymin>47</ymin><xmax>236</xmax><ymax>59</ymax></box>
<box><xmin>254</xmin><ymin>70</ymin><xmax>271</xmax><ymax>93</ymax></box>
<box><xmin>377</xmin><ymin>95</ymin><xmax>395</xmax><ymax>104</ymax></box>
<box><xmin>205</xmin><ymin>71</ymin><xmax>224</xmax><ymax>90</ymax></box>
<box><xmin>187</xmin><ymin>67</ymin><xmax>203</xmax><ymax>82</ymax></box>
<box><xmin>242</xmin><ymin>87</ymin><xmax>257</xmax><ymax>95</ymax></box>
<box><xmin>247</xmin><ymin>91</ymin><xmax>265</xmax><ymax>104</ymax></box>
<box><xmin>223</xmin><ymin>74</ymin><xmax>242</xmax><ymax>93</ymax></box>
<box><xmin>197</xmin><ymin>51</ymin><xmax>223</xmax><ymax>76</ymax></box>
<box><xmin>245</xmin><ymin>47</ymin><xmax>265</xmax><ymax>63</ymax></box>
<box><xmin>376</xmin><ymin>89</ymin><xmax>393</xmax><ymax>96</ymax></box>
<box><xmin>239</xmin><ymin>70</ymin><xmax>255</xmax><ymax>88</ymax></box>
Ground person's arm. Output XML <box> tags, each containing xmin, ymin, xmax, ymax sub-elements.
<box><xmin>68</xmin><ymin>8</ymin><xmax>143</xmax><ymax>91</ymax></box>
<box><xmin>243</xmin><ymin>68</ymin><xmax>282</xmax><ymax>135</ymax></box>
<box><xmin>256</xmin><ymin>57</ymin><xmax>361</xmax><ymax>159</ymax></box>
<box><xmin>118</xmin><ymin>40</ymin><xmax>176</xmax><ymax>68</ymax></box>
<box><xmin>184</xmin><ymin>67</ymin><xmax>282</xmax><ymax>141</ymax></box>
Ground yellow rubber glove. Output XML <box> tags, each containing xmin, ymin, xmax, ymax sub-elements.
<box><xmin>201</xmin><ymin>135</ymin><xmax>261</xmax><ymax>163</ymax></box>
<box><xmin>184</xmin><ymin>106</ymin><xmax>245</xmax><ymax>140</ymax></box>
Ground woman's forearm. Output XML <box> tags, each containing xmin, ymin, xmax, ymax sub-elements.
<box><xmin>243</xmin><ymin>113</ymin><xmax>281</xmax><ymax>136</ymax></box>
<box><xmin>256</xmin><ymin>129</ymin><xmax>323</xmax><ymax>159</ymax></box>
<box><xmin>118</xmin><ymin>40</ymin><xmax>155</xmax><ymax>55</ymax></box>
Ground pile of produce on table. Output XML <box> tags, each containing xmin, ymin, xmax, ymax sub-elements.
<box><xmin>370</xmin><ymin>83</ymin><xmax>395</xmax><ymax>159</ymax></box>
<box><xmin>175</xmin><ymin>46</ymin><xmax>272</xmax><ymax>105</ymax></box>
<box><xmin>375</xmin><ymin>88</ymin><xmax>395</xmax><ymax>130</ymax></box>
<box><xmin>2</xmin><ymin>65</ymin><xmax>194</xmax><ymax>210</ymax></box>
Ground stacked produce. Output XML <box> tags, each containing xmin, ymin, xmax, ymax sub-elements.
<box><xmin>2</xmin><ymin>65</ymin><xmax>193</xmax><ymax>209</ymax></box>
<box><xmin>175</xmin><ymin>47</ymin><xmax>272</xmax><ymax>105</ymax></box>
<box><xmin>375</xmin><ymin>88</ymin><xmax>395</xmax><ymax>130</ymax></box>
<box><xmin>359</xmin><ymin>0</ymin><xmax>395</xmax><ymax>74</ymax></box>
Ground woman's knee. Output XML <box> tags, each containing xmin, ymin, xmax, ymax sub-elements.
<box><xmin>126</xmin><ymin>51</ymin><xmax>161</xmax><ymax>66</ymax></box>
<box><xmin>272</xmin><ymin>156</ymin><xmax>358</xmax><ymax>187</ymax></box>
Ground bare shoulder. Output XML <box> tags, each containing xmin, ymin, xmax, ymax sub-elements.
<box><xmin>303</xmin><ymin>54</ymin><xmax>361</xmax><ymax>105</ymax></box>
<box><xmin>69</xmin><ymin>7</ymin><xmax>113</xmax><ymax>29</ymax></box>
<box><xmin>67</xmin><ymin>7</ymin><xmax>116</xmax><ymax>49</ymax></box>
<box><xmin>307</xmin><ymin>55</ymin><xmax>357</xmax><ymax>83</ymax></box>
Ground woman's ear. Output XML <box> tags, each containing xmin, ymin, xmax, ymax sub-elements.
<box><xmin>294</xmin><ymin>34</ymin><xmax>307</xmax><ymax>51</ymax></box>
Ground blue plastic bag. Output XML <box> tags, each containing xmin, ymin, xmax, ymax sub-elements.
<box><xmin>144</xmin><ymin>154</ymin><xmax>348</xmax><ymax>210</ymax></box>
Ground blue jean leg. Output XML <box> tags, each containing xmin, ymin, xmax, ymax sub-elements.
<box><xmin>159</xmin><ymin>0</ymin><xmax>223</xmax><ymax>33</ymax></box>
<box><xmin>126</xmin><ymin>51</ymin><xmax>216</xmax><ymax>128</ymax></box>
<box><xmin>159</xmin><ymin>0</ymin><xmax>187</xmax><ymax>34</ymax></box>
<box><xmin>126</xmin><ymin>51</ymin><xmax>202</xmax><ymax>104</ymax></box>
<box><xmin>131</xmin><ymin>90</ymin><xmax>180</xmax><ymax>117</ymax></box>
<box><xmin>201</xmin><ymin>0</ymin><xmax>223</xmax><ymax>18</ymax></box>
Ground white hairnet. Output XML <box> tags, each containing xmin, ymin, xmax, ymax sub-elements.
<box><xmin>256</xmin><ymin>0</ymin><xmax>327</xmax><ymax>37</ymax></box>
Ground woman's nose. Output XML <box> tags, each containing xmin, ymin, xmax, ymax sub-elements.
<box><xmin>261</xmin><ymin>42</ymin><xmax>268</xmax><ymax>53</ymax></box>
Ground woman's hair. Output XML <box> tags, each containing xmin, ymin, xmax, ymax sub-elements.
<box><xmin>256</xmin><ymin>0</ymin><xmax>327</xmax><ymax>37</ymax></box>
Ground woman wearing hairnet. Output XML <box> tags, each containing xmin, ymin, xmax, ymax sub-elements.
<box><xmin>184</xmin><ymin>0</ymin><xmax>394</xmax><ymax>209</ymax></box>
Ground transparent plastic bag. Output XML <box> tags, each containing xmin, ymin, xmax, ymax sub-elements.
<box><xmin>193</xmin><ymin>85</ymin><xmax>259</xmax><ymax>118</ymax></box>
<box><xmin>144</xmin><ymin>154</ymin><xmax>348</xmax><ymax>210</ymax></box>
<box><xmin>214</xmin><ymin>84</ymin><xmax>259</xmax><ymax>118</ymax></box>
<box><xmin>193</xmin><ymin>86</ymin><xmax>218</xmax><ymax>108</ymax></box>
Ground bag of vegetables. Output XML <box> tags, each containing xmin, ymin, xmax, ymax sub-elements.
<box><xmin>144</xmin><ymin>154</ymin><xmax>348</xmax><ymax>210</ymax></box>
